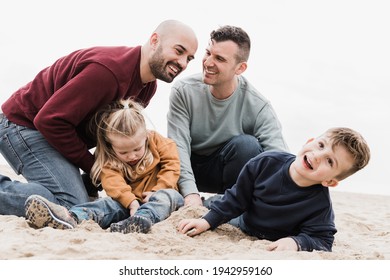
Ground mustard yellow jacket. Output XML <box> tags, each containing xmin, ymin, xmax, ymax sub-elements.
<box><xmin>100</xmin><ymin>131</ymin><xmax>180</xmax><ymax>208</ymax></box>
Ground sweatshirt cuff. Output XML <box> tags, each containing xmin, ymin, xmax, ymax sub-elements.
<box><xmin>77</xmin><ymin>152</ymin><xmax>95</xmax><ymax>174</ymax></box>
<box><xmin>290</xmin><ymin>235</ymin><xmax>310</xmax><ymax>252</ymax></box>
<box><xmin>202</xmin><ymin>210</ymin><xmax>224</xmax><ymax>230</ymax></box>
<box><xmin>179</xmin><ymin>180</ymin><xmax>199</xmax><ymax>197</ymax></box>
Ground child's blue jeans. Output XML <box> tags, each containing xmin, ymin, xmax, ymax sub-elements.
<box><xmin>69</xmin><ymin>189</ymin><xmax>184</xmax><ymax>229</ymax></box>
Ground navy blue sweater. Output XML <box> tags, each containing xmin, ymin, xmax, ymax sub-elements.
<box><xmin>203</xmin><ymin>151</ymin><xmax>337</xmax><ymax>252</ymax></box>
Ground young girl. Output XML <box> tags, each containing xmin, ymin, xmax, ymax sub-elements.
<box><xmin>24</xmin><ymin>99</ymin><xmax>183</xmax><ymax>234</ymax></box>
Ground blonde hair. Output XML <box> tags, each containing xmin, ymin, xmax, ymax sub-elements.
<box><xmin>90</xmin><ymin>99</ymin><xmax>153</xmax><ymax>185</ymax></box>
<box><xmin>324</xmin><ymin>127</ymin><xmax>371</xmax><ymax>180</ymax></box>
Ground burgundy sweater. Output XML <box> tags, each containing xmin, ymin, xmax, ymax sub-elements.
<box><xmin>2</xmin><ymin>46</ymin><xmax>157</xmax><ymax>173</ymax></box>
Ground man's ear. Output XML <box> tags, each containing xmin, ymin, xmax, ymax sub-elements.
<box><xmin>235</xmin><ymin>62</ymin><xmax>247</xmax><ymax>75</ymax></box>
<box><xmin>321</xmin><ymin>179</ymin><xmax>339</xmax><ymax>188</ymax></box>
<box><xmin>149</xmin><ymin>33</ymin><xmax>159</xmax><ymax>50</ymax></box>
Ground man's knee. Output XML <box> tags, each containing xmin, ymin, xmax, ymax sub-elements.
<box><xmin>230</xmin><ymin>134</ymin><xmax>263</xmax><ymax>157</ymax></box>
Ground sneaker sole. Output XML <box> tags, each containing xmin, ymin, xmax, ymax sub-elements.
<box><xmin>25</xmin><ymin>197</ymin><xmax>74</xmax><ymax>230</ymax></box>
<box><xmin>110</xmin><ymin>216</ymin><xmax>152</xmax><ymax>234</ymax></box>
<box><xmin>110</xmin><ymin>221</ymin><xmax>128</xmax><ymax>234</ymax></box>
<box><xmin>126</xmin><ymin>216</ymin><xmax>152</xmax><ymax>234</ymax></box>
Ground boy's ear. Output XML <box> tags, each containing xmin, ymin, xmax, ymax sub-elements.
<box><xmin>321</xmin><ymin>179</ymin><xmax>339</xmax><ymax>188</ymax></box>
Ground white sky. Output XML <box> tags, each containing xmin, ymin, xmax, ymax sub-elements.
<box><xmin>1</xmin><ymin>0</ymin><xmax>389</xmax><ymax>196</ymax></box>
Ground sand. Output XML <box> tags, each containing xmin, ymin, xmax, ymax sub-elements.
<box><xmin>0</xmin><ymin>164</ymin><xmax>389</xmax><ymax>260</ymax></box>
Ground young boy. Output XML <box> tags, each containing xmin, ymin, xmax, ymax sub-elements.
<box><xmin>177</xmin><ymin>127</ymin><xmax>370</xmax><ymax>252</ymax></box>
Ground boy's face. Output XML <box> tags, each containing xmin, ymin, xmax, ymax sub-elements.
<box><xmin>291</xmin><ymin>135</ymin><xmax>354</xmax><ymax>187</ymax></box>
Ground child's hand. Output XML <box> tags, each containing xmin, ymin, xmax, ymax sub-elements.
<box><xmin>177</xmin><ymin>218</ymin><xmax>210</xmax><ymax>237</ymax></box>
<box><xmin>142</xmin><ymin>191</ymin><xmax>154</xmax><ymax>203</ymax></box>
<box><xmin>128</xmin><ymin>200</ymin><xmax>140</xmax><ymax>216</ymax></box>
<box><xmin>266</xmin><ymin>237</ymin><xmax>299</xmax><ymax>251</ymax></box>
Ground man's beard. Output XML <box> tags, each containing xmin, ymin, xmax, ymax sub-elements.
<box><xmin>149</xmin><ymin>46</ymin><xmax>180</xmax><ymax>83</ymax></box>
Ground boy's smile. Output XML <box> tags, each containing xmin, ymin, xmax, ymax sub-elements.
<box><xmin>289</xmin><ymin>136</ymin><xmax>354</xmax><ymax>187</ymax></box>
<box><xmin>303</xmin><ymin>155</ymin><xmax>313</xmax><ymax>170</ymax></box>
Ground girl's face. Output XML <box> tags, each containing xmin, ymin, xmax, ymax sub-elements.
<box><xmin>107</xmin><ymin>130</ymin><xmax>147</xmax><ymax>166</ymax></box>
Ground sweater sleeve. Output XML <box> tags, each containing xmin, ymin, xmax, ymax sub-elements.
<box><xmin>290</xmin><ymin>208</ymin><xmax>336</xmax><ymax>252</ymax></box>
<box><xmin>34</xmin><ymin>64</ymin><xmax>119</xmax><ymax>173</ymax></box>
<box><xmin>203</xmin><ymin>162</ymin><xmax>255</xmax><ymax>229</ymax></box>
<box><xmin>100</xmin><ymin>168</ymin><xmax>137</xmax><ymax>208</ymax></box>
<box><xmin>149</xmin><ymin>131</ymin><xmax>180</xmax><ymax>191</ymax></box>
<box><xmin>291</xmin><ymin>232</ymin><xmax>334</xmax><ymax>252</ymax></box>
<box><xmin>167</xmin><ymin>85</ymin><xmax>198</xmax><ymax>197</ymax></box>
<box><xmin>252</xmin><ymin>103</ymin><xmax>289</xmax><ymax>152</ymax></box>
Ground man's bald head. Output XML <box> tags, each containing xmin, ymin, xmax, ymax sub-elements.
<box><xmin>141</xmin><ymin>20</ymin><xmax>198</xmax><ymax>83</ymax></box>
<box><xmin>154</xmin><ymin>19</ymin><xmax>197</xmax><ymax>40</ymax></box>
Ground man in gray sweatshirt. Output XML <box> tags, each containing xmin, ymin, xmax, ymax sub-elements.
<box><xmin>167</xmin><ymin>25</ymin><xmax>288</xmax><ymax>206</ymax></box>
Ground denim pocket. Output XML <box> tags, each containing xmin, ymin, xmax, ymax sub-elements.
<box><xmin>0</xmin><ymin>133</ymin><xmax>24</xmax><ymax>175</ymax></box>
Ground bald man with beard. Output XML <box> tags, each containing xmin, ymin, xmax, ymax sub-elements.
<box><xmin>0</xmin><ymin>19</ymin><xmax>198</xmax><ymax>217</ymax></box>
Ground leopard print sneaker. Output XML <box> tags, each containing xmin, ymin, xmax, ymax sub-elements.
<box><xmin>110</xmin><ymin>215</ymin><xmax>152</xmax><ymax>234</ymax></box>
<box><xmin>25</xmin><ymin>195</ymin><xmax>77</xmax><ymax>230</ymax></box>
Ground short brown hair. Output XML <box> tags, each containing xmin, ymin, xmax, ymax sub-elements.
<box><xmin>325</xmin><ymin>127</ymin><xmax>370</xmax><ymax>180</ymax></box>
<box><xmin>210</xmin><ymin>25</ymin><xmax>251</xmax><ymax>62</ymax></box>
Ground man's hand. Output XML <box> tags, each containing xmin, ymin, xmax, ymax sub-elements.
<box><xmin>184</xmin><ymin>193</ymin><xmax>203</xmax><ymax>206</ymax></box>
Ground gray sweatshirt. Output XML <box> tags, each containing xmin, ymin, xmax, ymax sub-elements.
<box><xmin>167</xmin><ymin>73</ymin><xmax>288</xmax><ymax>197</ymax></box>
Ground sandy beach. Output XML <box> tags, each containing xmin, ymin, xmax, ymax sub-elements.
<box><xmin>0</xmin><ymin>164</ymin><xmax>389</xmax><ymax>260</ymax></box>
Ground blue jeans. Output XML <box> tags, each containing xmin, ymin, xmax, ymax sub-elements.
<box><xmin>70</xmin><ymin>189</ymin><xmax>184</xmax><ymax>229</ymax></box>
<box><xmin>0</xmin><ymin>114</ymin><xmax>89</xmax><ymax>216</ymax></box>
<box><xmin>228</xmin><ymin>215</ymin><xmax>255</xmax><ymax>236</ymax></box>
<box><xmin>191</xmin><ymin>134</ymin><xmax>263</xmax><ymax>194</ymax></box>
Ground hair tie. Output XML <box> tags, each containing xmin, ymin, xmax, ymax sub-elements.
<box><xmin>123</xmin><ymin>103</ymin><xmax>130</xmax><ymax>109</ymax></box>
